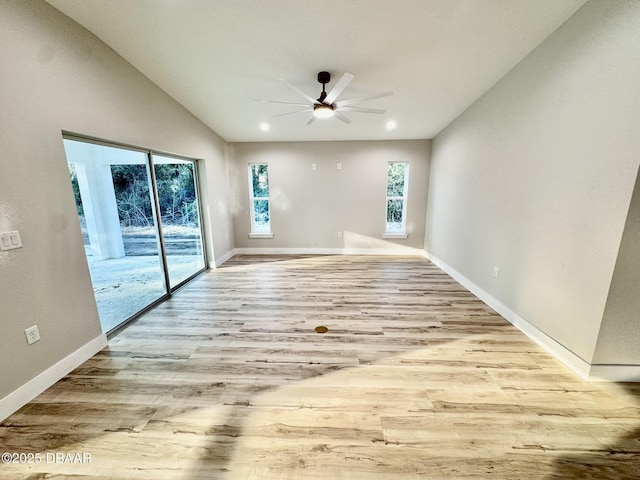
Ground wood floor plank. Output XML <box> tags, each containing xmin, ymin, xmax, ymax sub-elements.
<box><xmin>1</xmin><ymin>254</ymin><xmax>639</xmax><ymax>479</ymax></box>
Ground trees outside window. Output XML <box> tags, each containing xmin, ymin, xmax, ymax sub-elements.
<box><xmin>248</xmin><ymin>163</ymin><xmax>271</xmax><ymax>234</ymax></box>
<box><xmin>386</xmin><ymin>162</ymin><xmax>409</xmax><ymax>234</ymax></box>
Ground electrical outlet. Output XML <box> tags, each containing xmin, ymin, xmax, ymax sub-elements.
<box><xmin>336</xmin><ymin>163</ymin><xmax>342</xmax><ymax>170</ymax></box>
<box><xmin>312</xmin><ymin>163</ymin><xmax>317</xmax><ymax>170</ymax></box>
<box><xmin>337</xmin><ymin>231</ymin><xmax>343</xmax><ymax>238</ymax></box>
<box><xmin>493</xmin><ymin>267</ymin><xmax>500</xmax><ymax>278</ymax></box>
<box><xmin>25</xmin><ymin>325</ymin><xmax>40</xmax><ymax>345</ymax></box>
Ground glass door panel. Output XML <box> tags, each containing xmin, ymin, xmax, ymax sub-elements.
<box><xmin>152</xmin><ymin>154</ymin><xmax>206</xmax><ymax>289</ymax></box>
<box><xmin>64</xmin><ymin>139</ymin><xmax>168</xmax><ymax>334</ymax></box>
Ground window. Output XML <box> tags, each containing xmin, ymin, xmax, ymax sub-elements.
<box><xmin>385</xmin><ymin>162</ymin><xmax>409</xmax><ymax>236</ymax></box>
<box><xmin>248</xmin><ymin>163</ymin><xmax>272</xmax><ymax>236</ymax></box>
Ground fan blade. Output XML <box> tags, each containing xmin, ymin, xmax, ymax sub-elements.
<box><xmin>271</xmin><ymin>108</ymin><xmax>312</xmax><ymax>118</ymax></box>
<box><xmin>335</xmin><ymin>111</ymin><xmax>353</xmax><ymax>124</ymax></box>
<box><xmin>306</xmin><ymin>115</ymin><xmax>316</xmax><ymax>125</ymax></box>
<box><xmin>257</xmin><ymin>99</ymin><xmax>311</xmax><ymax>107</ymax></box>
<box><xmin>339</xmin><ymin>106</ymin><xmax>386</xmax><ymax>114</ymax></box>
<box><xmin>324</xmin><ymin>72</ymin><xmax>354</xmax><ymax>105</ymax></box>
<box><xmin>334</xmin><ymin>91</ymin><xmax>393</xmax><ymax>107</ymax></box>
<box><xmin>280</xmin><ymin>78</ymin><xmax>320</xmax><ymax>105</ymax></box>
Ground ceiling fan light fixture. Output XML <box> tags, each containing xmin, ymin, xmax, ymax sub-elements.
<box><xmin>313</xmin><ymin>103</ymin><xmax>335</xmax><ymax>119</ymax></box>
<box><xmin>264</xmin><ymin>71</ymin><xmax>392</xmax><ymax>125</ymax></box>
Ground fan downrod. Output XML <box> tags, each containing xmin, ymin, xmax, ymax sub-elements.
<box><xmin>317</xmin><ymin>71</ymin><xmax>331</xmax><ymax>102</ymax></box>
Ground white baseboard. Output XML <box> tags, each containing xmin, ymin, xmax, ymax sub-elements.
<box><xmin>424</xmin><ymin>251</ymin><xmax>593</xmax><ymax>380</ymax></box>
<box><xmin>212</xmin><ymin>248</ymin><xmax>237</xmax><ymax>268</ymax></box>
<box><xmin>588</xmin><ymin>365</ymin><xmax>640</xmax><ymax>382</ymax></box>
<box><xmin>230</xmin><ymin>247</ymin><xmax>427</xmax><ymax>257</ymax></box>
<box><xmin>0</xmin><ymin>334</ymin><xmax>107</xmax><ymax>422</ymax></box>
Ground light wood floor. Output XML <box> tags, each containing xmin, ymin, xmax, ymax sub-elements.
<box><xmin>2</xmin><ymin>255</ymin><xmax>639</xmax><ymax>479</ymax></box>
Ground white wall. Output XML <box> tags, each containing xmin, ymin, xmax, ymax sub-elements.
<box><xmin>425</xmin><ymin>0</ymin><xmax>640</xmax><ymax>364</ymax></box>
<box><xmin>593</xmin><ymin>164</ymin><xmax>640</xmax><ymax>365</ymax></box>
<box><xmin>0</xmin><ymin>0</ymin><xmax>233</xmax><ymax>411</ymax></box>
<box><xmin>229</xmin><ymin>140</ymin><xmax>430</xmax><ymax>252</ymax></box>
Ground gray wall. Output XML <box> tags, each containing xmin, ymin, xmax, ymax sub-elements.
<box><xmin>229</xmin><ymin>140</ymin><xmax>430</xmax><ymax>250</ymax></box>
<box><xmin>0</xmin><ymin>0</ymin><xmax>233</xmax><ymax>400</ymax></box>
<box><xmin>593</xmin><ymin>164</ymin><xmax>640</xmax><ymax>365</ymax></box>
<box><xmin>425</xmin><ymin>0</ymin><xmax>640</xmax><ymax>363</ymax></box>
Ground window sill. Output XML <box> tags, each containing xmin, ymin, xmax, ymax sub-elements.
<box><xmin>382</xmin><ymin>233</ymin><xmax>408</xmax><ymax>239</ymax></box>
<box><xmin>248</xmin><ymin>233</ymin><xmax>274</xmax><ymax>239</ymax></box>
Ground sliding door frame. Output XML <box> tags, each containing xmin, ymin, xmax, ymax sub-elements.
<box><xmin>62</xmin><ymin>131</ymin><xmax>209</xmax><ymax>337</ymax></box>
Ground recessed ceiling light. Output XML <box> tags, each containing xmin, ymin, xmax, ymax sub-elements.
<box><xmin>386</xmin><ymin>120</ymin><xmax>397</xmax><ymax>130</ymax></box>
<box><xmin>259</xmin><ymin>122</ymin><xmax>270</xmax><ymax>132</ymax></box>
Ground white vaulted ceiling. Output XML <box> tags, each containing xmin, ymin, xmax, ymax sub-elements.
<box><xmin>46</xmin><ymin>0</ymin><xmax>586</xmax><ymax>142</ymax></box>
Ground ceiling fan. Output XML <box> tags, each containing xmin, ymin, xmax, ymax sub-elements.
<box><xmin>260</xmin><ymin>71</ymin><xmax>393</xmax><ymax>125</ymax></box>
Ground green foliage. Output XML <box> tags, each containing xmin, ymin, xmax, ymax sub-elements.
<box><xmin>109</xmin><ymin>163</ymin><xmax>200</xmax><ymax>228</ymax></box>
<box><xmin>70</xmin><ymin>161</ymin><xmax>201</xmax><ymax>230</ymax></box>
<box><xmin>251</xmin><ymin>164</ymin><xmax>269</xmax><ymax>198</ymax></box>
<box><xmin>68</xmin><ymin>164</ymin><xmax>84</xmax><ymax>217</ymax></box>
<box><xmin>387</xmin><ymin>199</ymin><xmax>404</xmax><ymax>224</ymax></box>
<box><xmin>154</xmin><ymin>163</ymin><xmax>199</xmax><ymax>227</ymax></box>
<box><xmin>253</xmin><ymin>199</ymin><xmax>270</xmax><ymax>228</ymax></box>
<box><xmin>250</xmin><ymin>164</ymin><xmax>270</xmax><ymax>231</ymax></box>
<box><xmin>386</xmin><ymin>163</ymin><xmax>407</xmax><ymax>231</ymax></box>
<box><xmin>387</xmin><ymin>162</ymin><xmax>406</xmax><ymax>196</ymax></box>
<box><xmin>111</xmin><ymin>164</ymin><xmax>154</xmax><ymax>227</ymax></box>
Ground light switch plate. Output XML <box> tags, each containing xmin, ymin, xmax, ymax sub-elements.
<box><xmin>0</xmin><ymin>231</ymin><xmax>22</xmax><ymax>251</ymax></box>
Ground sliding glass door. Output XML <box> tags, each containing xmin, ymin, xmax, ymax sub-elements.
<box><xmin>64</xmin><ymin>138</ymin><xmax>206</xmax><ymax>334</ymax></box>
<box><xmin>152</xmin><ymin>154</ymin><xmax>206</xmax><ymax>289</ymax></box>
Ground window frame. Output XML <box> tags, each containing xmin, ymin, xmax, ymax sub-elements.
<box><xmin>384</xmin><ymin>161</ymin><xmax>409</xmax><ymax>237</ymax></box>
<box><xmin>247</xmin><ymin>163</ymin><xmax>273</xmax><ymax>238</ymax></box>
